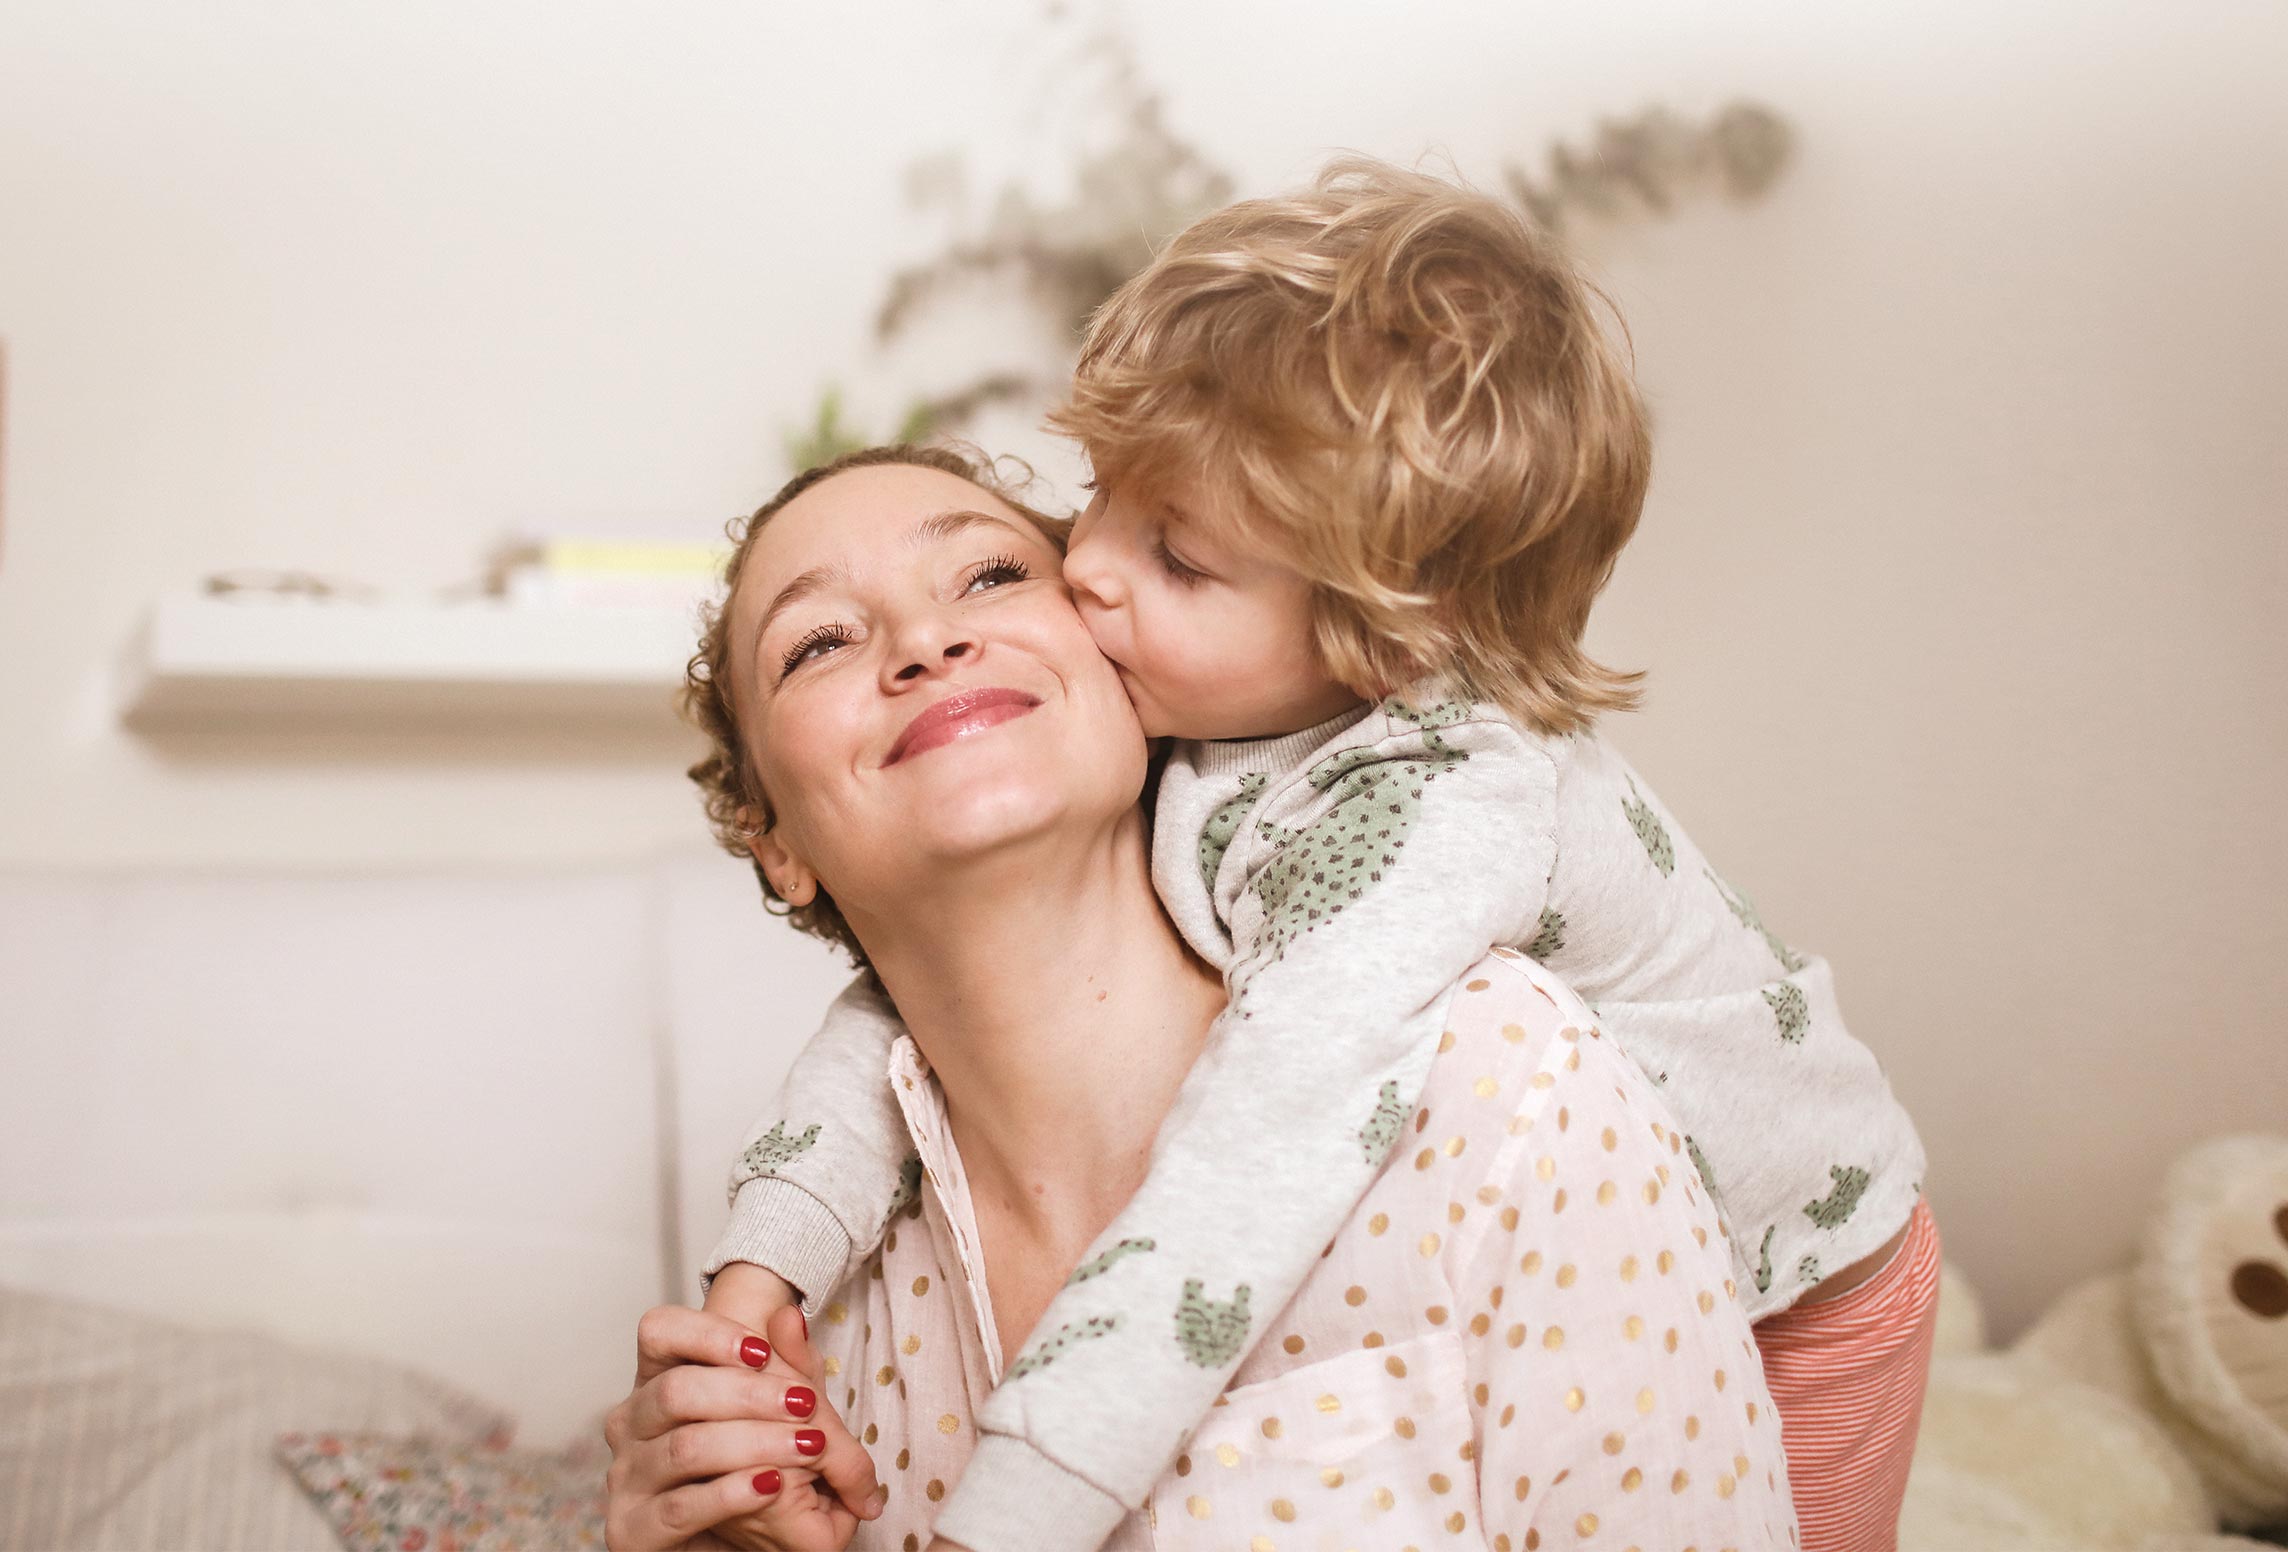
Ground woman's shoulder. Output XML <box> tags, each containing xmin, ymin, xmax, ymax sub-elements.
<box><xmin>1418</xmin><ymin>947</ymin><xmax>1608</xmax><ymax>1107</ymax></box>
<box><xmin>1407</xmin><ymin>950</ymin><xmax>1707</xmax><ymax>1249</ymax></box>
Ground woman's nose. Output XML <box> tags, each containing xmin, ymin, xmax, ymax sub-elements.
<box><xmin>884</xmin><ymin>610</ymin><xmax>980</xmax><ymax>686</ymax></box>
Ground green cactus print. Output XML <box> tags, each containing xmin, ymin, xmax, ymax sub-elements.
<box><xmin>1006</xmin><ymin>1314</ymin><xmax>1123</xmax><ymax>1381</ymax></box>
<box><xmin>1527</xmin><ymin>906</ymin><xmax>1567</xmax><ymax>959</ymax></box>
<box><xmin>1383</xmin><ymin>696</ymin><xmax>1478</xmax><ymax>760</ymax></box>
<box><xmin>1174</xmin><ymin>1279</ymin><xmax>1253</xmax><ymax>1368</ymax></box>
<box><xmin>1798</xmin><ymin>1255</ymin><xmax>1822</xmax><ymax>1285</ymax></box>
<box><xmin>1803</xmin><ymin>1164</ymin><xmax>1871</xmax><ymax>1230</ymax></box>
<box><xmin>882</xmin><ymin>1154</ymin><xmax>923</xmax><ymax>1224</ymax></box>
<box><xmin>740</xmin><ymin>1121</ymin><xmax>821</xmax><ymax>1177</ymax></box>
<box><xmin>1753</xmin><ymin>1226</ymin><xmax>1776</xmax><ymax>1295</ymax></box>
<box><xmin>1197</xmin><ymin>773</ymin><xmax>1269</xmax><ymax>896</ymax></box>
<box><xmin>1684</xmin><ymin>1134</ymin><xmax>1718</xmax><ymax>1195</ymax></box>
<box><xmin>1243</xmin><ymin>700</ymin><xmax>1475</xmax><ymax>976</ymax></box>
<box><xmin>1066</xmin><ymin>1237</ymin><xmax>1157</xmax><ymax>1286</ymax></box>
<box><xmin>1704</xmin><ymin>867</ymin><xmax>1806</xmax><ymax>972</ymax></box>
<box><xmin>1357</xmin><ymin>1080</ymin><xmax>1408</xmax><ymax>1164</ymax></box>
<box><xmin>1762</xmin><ymin>982</ymin><xmax>1809</xmax><ymax>1045</ymax></box>
<box><xmin>1621</xmin><ymin>778</ymin><xmax>1675</xmax><ymax>877</ymax></box>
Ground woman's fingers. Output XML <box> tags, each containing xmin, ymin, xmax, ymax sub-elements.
<box><xmin>624</xmin><ymin>1361</ymin><xmax>821</xmax><ymax>1443</ymax></box>
<box><xmin>765</xmin><ymin>1305</ymin><xmax>885</xmax><ymax>1521</ymax></box>
<box><xmin>605</xmin><ymin>1462</ymin><xmax>785</xmax><ymax>1552</ymax></box>
<box><xmin>710</xmin><ymin>1477</ymin><xmax>862</xmax><ymax>1552</ymax></box>
<box><xmin>634</xmin><ymin>1303</ymin><xmax>777</xmax><ymax>1389</ymax></box>
<box><xmin>627</xmin><ymin>1418</ymin><xmax>854</xmax><ymax>1492</ymax></box>
<box><xmin>762</xmin><ymin>1302</ymin><xmax>826</xmax><ymax>1383</ymax></box>
<box><xmin>764</xmin><ymin>1494</ymin><xmax>862</xmax><ymax>1552</ymax></box>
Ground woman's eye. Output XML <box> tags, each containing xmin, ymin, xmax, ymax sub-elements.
<box><xmin>779</xmin><ymin>625</ymin><xmax>852</xmax><ymax>678</ymax></box>
<box><xmin>1153</xmin><ymin>538</ymin><xmax>1208</xmax><ymax>587</ymax></box>
<box><xmin>963</xmin><ymin>554</ymin><xmax>1031</xmax><ymax>593</ymax></box>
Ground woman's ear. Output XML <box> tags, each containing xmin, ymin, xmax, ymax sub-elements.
<box><xmin>739</xmin><ymin>808</ymin><xmax>819</xmax><ymax>908</ymax></box>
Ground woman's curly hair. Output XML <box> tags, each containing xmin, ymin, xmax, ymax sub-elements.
<box><xmin>683</xmin><ymin>442</ymin><xmax>1067</xmax><ymax>970</ymax></box>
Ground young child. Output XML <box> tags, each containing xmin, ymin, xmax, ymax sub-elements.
<box><xmin>705</xmin><ymin>158</ymin><xmax>1938</xmax><ymax>1552</ymax></box>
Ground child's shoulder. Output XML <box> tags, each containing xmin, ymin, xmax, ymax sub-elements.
<box><xmin>1341</xmin><ymin>691</ymin><xmax>1633</xmax><ymax>792</ymax></box>
<box><xmin>1320</xmin><ymin>686</ymin><xmax>1551</xmax><ymax>757</ymax></box>
<box><xmin>1368</xmin><ymin>684</ymin><xmax>1632</xmax><ymax>750</ymax></box>
<box><xmin>1162</xmin><ymin>684</ymin><xmax>1618</xmax><ymax>781</ymax></box>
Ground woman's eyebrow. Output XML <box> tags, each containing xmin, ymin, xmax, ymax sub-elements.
<box><xmin>754</xmin><ymin>509</ymin><xmax>1030</xmax><ymax>641</ymax></box>
<box><xmin>908</xmin><ymin>507</ymin><xmax>1032</xmax><ymax>548</ymax></box>
<box><xmin>754</xmin><ymin>561</ymin><xmax>850</xmax><ymax>642</ymax></box>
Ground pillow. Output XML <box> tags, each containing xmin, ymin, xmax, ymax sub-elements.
<box><xmin>0</xmin><ymin>1284</ymin><xmax>511</xmax><ymax>1551</ymax></box>
<box><xmin>275</xmin><ymin>1432</ymin><xmax>608</xmax><ymax>1552</ymax></box>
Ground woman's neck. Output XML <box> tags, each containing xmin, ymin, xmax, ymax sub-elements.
<box><xmin>845</xmin><ymin>810</ymin><xmax>1224</xmax><ymax>1255</ymax></box>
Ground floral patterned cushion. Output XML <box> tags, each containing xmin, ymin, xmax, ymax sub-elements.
<box><xmin>276</xmin><ymin>1429</ymin><xmax>608</xmax><ymax>1552</ymax></box>
<box><xmin>0</xmin><ymin>1285</ymin><xmax>514</xmax><ymax>1552</ymax></box>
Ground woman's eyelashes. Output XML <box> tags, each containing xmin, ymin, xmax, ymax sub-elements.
<box><xmin>776</xmin><ymin>555</ymin><xmax>1035</xmax><ymax>680</ymax></box>
<box><xmin>780</xmin><ymin>623</ymin><xmax>854</xmax><ymax>679</ymax></box>
<box><xmin>962</xmin><ymin>554</ymin><xmax>1032</xmax><ymax>592</ymax></box>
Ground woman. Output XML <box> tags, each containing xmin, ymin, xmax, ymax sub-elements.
<box><xmin>604</xmin><ymin>446</ymin><xmax>1797</xmax><ymax>1551</ymax></box>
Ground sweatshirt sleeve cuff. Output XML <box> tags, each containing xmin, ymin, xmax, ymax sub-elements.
<box><xmin>697</xmin><ymin>1176</ymin><xmax>855</xmax><ymax>1315</ymax></box>
<box><xmin>928</xmin><ymin>1431</ymin><xmax>1131</xmax><ymax>1552</ymax></box>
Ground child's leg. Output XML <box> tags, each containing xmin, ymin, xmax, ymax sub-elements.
<box><xmin>1752</xmin><ymin>1199</ymin><xmax>1942</xmax><ymax>1552</ymax></box>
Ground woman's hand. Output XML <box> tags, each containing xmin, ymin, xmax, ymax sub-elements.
<box><xmin>604</xmin><ymin>1303</ymin><xmax>884</xmax><ymax>1552</ymax></box>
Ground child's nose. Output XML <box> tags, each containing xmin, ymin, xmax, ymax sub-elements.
<box><xmin>1061</xmin><ymin>534</ymin><xmax>1123</xmax><ymax>610</ymax></box>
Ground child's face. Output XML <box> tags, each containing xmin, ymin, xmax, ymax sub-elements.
<box><xmin>1062</xmin><ymin>473</ymin><xmax>1367</xmax><ymax>740</ymax></box>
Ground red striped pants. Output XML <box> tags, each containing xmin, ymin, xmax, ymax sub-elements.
<box><xmin>1753</xmin><ymin>1198</ymin><xmax>1942</xmax><ymax>1552</ymax></box>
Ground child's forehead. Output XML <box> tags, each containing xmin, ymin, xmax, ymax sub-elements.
<box><xmin>1090</xmin><ymin>439</ymin><xmax>1294</xmax><ymax>564</ymax></box>
<box><xmin>1120</xmin><ymin>465</ymin><xmax>1249</xmax><ymax>545</ymax></box>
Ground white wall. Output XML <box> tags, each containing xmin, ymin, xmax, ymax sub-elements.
<box><xmin>0</xmin><ymin>863</ymin><xmax>673</xmax><ymax>1441</ymax></box>
<box><xmin>3</xmin><ymin>0</ymin><xmax>2283</xmax><ymax>1338</ymax></box>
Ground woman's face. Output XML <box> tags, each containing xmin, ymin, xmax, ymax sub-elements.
<box><xmin>727</xmin><ymin>462</ymin><xmax>1148</xmax><ymax>920</ymax></box>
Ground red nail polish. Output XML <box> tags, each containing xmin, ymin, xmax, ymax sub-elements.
<box><xmin>739</xmin><ymin>1336</ymin><xmax>770</xmax><ymax>1368</ymax></box>
<box><xmin>794</xmin><ymin>1428</ymin><xmax>825</xmax><ymax>1456</ymax></box>
<box><xmin>752</xmin><ymin>1468</ymin><xmax>781</xmax><ymax>1496</ymax></box>
<box><xmin>784</xmin><ymin>1385</ymin><xmax>816</xmax><ymax>1419</ymax></box>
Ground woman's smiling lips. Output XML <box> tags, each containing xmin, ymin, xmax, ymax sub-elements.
<box><xmin>884</xmin><ymin>687</ymin><xmax>1044</xmax><ymax>766</ymax></box>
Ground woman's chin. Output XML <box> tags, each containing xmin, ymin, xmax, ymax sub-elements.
<box><xmin>908</xmin><ymin>778</ymin><xmax>1084</xmax><ymax>859</ymax></box>
<box><xmin>886</xmin><ymin>743</ymin><xmax>1120</xmax><ymax>861</ymax></box>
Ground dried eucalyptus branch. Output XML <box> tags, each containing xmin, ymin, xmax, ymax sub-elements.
<box><xmin>781</xmin><ymin>387</ymin><xmax>940</xmax><ymax>472</ymax></box>
<box><xmin>874</xmin><ymin>32</ymin><xmax>1233</xmax><ymax>348</ymax></box>
<box><xmin>781</xmin><ymin>22</ymin><xmax>1796</xmax><ymax>473</ymax></box>
<box><xmin>1504</xmin><ymin>102</ymin><xmax>1794</xmax><ymax>233</ymax></box>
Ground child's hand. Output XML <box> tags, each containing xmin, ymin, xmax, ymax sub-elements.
<box><xmin>605</xmin><ymin>1302</ymin><xmax>883</xmax><ymax>1552</ymax></box>
<box><xmin>703</xmin><ymin>1261</ymin><xmax>801</xmax><ymax>1334</ymax></box>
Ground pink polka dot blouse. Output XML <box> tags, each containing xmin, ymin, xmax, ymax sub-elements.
<box><xmin>809</xmin><ymin>950</ymin><xmax>1799</xmax><ymax>1550</ymax></box>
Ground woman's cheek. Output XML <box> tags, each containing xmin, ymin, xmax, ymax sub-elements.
<box><xmin>757</xmin><ymin>691</ymin><xmax>859</xmax><ymax>813</ymax></box>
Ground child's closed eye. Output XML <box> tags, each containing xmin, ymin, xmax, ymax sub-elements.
<box><xmin>1153</xmin><ymin>538</ymin><xmax>1210</xmax><ymax>587</ymax></box>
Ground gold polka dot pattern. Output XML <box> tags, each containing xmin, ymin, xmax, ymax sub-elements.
<box><xmin>798</xmin><ymin>953</ymin><xmax>1795</xmax><ymax>1550</ymax></box>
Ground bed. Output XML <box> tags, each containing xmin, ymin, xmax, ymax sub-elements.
<box><xmin>0</xmin><ymin>851</ymin><xmax>853</xmax><ymax>1550</ymax></box>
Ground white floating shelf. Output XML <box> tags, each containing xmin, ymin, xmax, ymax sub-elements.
<box><xmin>120</xmin><ymin>594</ymin><xmax>704</xmax><ymax>733</ymax></box>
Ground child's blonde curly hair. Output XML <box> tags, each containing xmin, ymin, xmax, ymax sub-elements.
<box><xmin>683</xmin><ymin>443</ymin><xmax>1067</xmax><ymax>968</ymax></box>
<box><xmin>1052</xmin><ymin>156</ymin><xmax>1651</xmax><ymax>734</ymax></box>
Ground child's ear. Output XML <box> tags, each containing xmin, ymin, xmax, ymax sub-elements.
<box><xmin>739</xmin><ymin>807</ymin><xmax>819</xmax><ymax>908</ymax></box>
